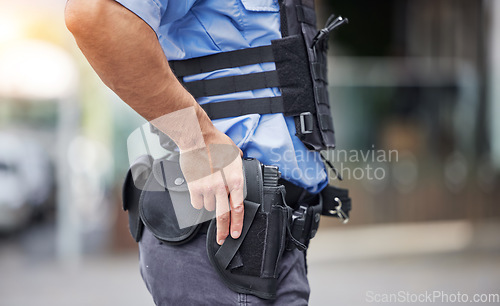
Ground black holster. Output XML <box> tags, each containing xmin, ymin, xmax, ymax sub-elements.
<box><xmin>122</xmin><ymin>156</ymin><xmax>350</xmax><ymax>300</ymax></box>
<box><xmin>206</xmin><ymin>159</ymin><xmax>290</xmax><ymax>300</ymax></box>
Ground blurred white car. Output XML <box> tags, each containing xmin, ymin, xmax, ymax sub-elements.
<box><xmin>0</xmin><ymin>132</ymin><xmax>53</xmax><ymax>232</ymax></box>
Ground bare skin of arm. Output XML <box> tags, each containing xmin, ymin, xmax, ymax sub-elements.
<box><xmin>65</xmin><ymin>0</ymin><xmax>244</xmax><ymax>244</ymax></box>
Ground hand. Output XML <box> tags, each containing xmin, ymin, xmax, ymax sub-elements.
<box><xmin>179</xmin><ymin>130</ymin><xmax>244</xmax><ymax>245</ymax></box>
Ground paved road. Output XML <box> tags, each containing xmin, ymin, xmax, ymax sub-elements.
<box><xmin>308</xmin><ymin>251</ymin><xmax>500</xmax><ymax>305</ymax></box>
<box><xmin>1</xmin><ymin>221</ymin><xmax>499</xmax><ymax>306</ymax></box>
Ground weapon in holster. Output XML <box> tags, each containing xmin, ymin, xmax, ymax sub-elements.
<box><xmin>206</xmin><ymin>159</ymin><xmax>290</xmax><ymax>299</ymax></box>
<box><xmin>122</xmin><ymin>156</ymin><xmax>351</xmax><ymax>300</ymax></box>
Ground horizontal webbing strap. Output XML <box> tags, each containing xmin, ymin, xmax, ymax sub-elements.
<box><xmin>319</xmin><ymin>114</ymin><xmax>334</xmax><ymax>131</ymax></box>
<box><xmin>169</xmin><ymin>45</ymin><xmax>275</xmax><ymax>77</ymax></box>
<box><xmin>311</xmin><ymin>62</ymin><xmax>327</xmax><ymax>83</ymax></box>
<box><xmin>314</xmin><ymin>85</ymin><xmax>329</xmax><ymax>106</ymax></box>
<box><xmin>201</xmin><ymin>96</ymin><xmax>285</xmax><ymax>120</ymax></box>
<box><xmin>183</xmin><ymin>71</ymin><xmax>281</xmax><ymax>98</ymax></box>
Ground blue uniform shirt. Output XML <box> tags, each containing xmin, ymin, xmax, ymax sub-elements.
<box><xmin>116</xmin><ymin>0</ymin><xmax>328</xmax><ymax>193</ymax></box>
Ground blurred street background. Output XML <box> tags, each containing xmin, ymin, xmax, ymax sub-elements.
<box><xmin>1</xmin><ymin>0</ymin><xmax>500</xmax><ymax>305</ymax></box>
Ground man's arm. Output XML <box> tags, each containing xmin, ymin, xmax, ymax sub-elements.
<box><xmin>65</xmin><ymin>0</ymin><xmax>244</xmax><ymax>244</ymax></box>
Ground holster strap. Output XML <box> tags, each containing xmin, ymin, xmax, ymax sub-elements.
<box><xmin>215</xmin><ymin>200</ymin><xmax>260</xmax><ymax>270</ymax></box>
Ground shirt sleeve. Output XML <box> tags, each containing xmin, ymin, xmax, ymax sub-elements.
<box><xmin>114</xmin><ymin>0</ymin><xmax>197</xmax><ymax>35</ymax></box>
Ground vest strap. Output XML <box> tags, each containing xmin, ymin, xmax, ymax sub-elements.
<box><xmin>170</xmin><ymin>45</ymin><xmax>275</xmax><ymax>77</ymax></box>
<box><xmin>201</xmin><ymin>96</ymin><xmax>285</xmax><ymax>120</ymax></box>
<box><xmin>182</xmin><ymin>71</ymin><xmax>280</xmax><ymax>98</ymax></box>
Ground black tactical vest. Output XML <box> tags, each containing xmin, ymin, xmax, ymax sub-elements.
<box><xmin>169</xmin><ymin>0</ymin><xmax>347</xmax><ymax>151</ymax></box>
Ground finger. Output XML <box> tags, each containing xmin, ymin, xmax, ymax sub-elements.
<box><xmin>229</xmin><ymin>185</ymin><xmax>244</xmax><ymax>239</ymax></box>
<box><xmin>203</xmin><ymin>188</ymin><xmax>216</xmax><ymax>211</ymax></box>
<box><xmin>188</xmin><ymin>184</ymin><xmax>203</xmax><ymax>210</ymax></box>
<box><xmin>222</xmin><ymin>159</ymin><xmax>245</xmax><ymax>239</ymax></box>
<box><xmin>215</xmin><ymin>187</ymin><xmax>230</xmax><ymax>245</ymax></box>
<box><xmin>228</xmin><ymin>177</ymin><xmax>245</xmax><ymax>209</ymax></box>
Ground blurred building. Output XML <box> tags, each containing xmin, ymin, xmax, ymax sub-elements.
<box><xmin>322</xmin><ymin>0</ymin><xmax>500</xmax><ymax>226</ymax></box>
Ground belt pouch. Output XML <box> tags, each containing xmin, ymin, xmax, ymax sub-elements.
<box><xmin>122</xmin><ymin>167</ymin><xmax>145</xmax><ymax>242</ymax></box>
<box><xmin>122</xmin><ymin>155</ymin><xmax>154</xmax><ymax>242</ymax></box>
<box><xmin>139</xmin><ymin>158</ymin><xmax>207</xmax><ymax>244</ymax></box>
<box><xmin>122</xmin><ymin>155</ymin><xmax>208</xmax><ymax>244</ymax></box>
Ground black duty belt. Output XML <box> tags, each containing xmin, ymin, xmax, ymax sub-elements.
<box><xmin>196</xmin><ymin>179</ymin><xmax>351</xmax><ymax>237</ymax></box>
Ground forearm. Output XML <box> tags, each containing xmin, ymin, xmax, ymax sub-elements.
<box><xmin>65</xmin><ymin>0</ymin><xmax>213</xmax><ymax>151</ymax></box>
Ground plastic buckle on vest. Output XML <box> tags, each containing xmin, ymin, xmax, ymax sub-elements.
<box><xmin>312</xmin><ymin>15</ymin><xmax>349</xmax><ymax>49</ymax></box>
<box><xmin>299</xmin><ymin>112</ymin><xmax>314</xmax><ymax>134</ymax></box>
<box><xmin>330</xmin><ymin>197</ymin><xmax>349</xmax><ymax>224</ymax></box>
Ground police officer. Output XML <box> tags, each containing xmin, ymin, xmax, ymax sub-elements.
<box><xmin>65</xmin><ymin>0</ymin><xmax>330</xmax><ymax>304</ymax></box>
